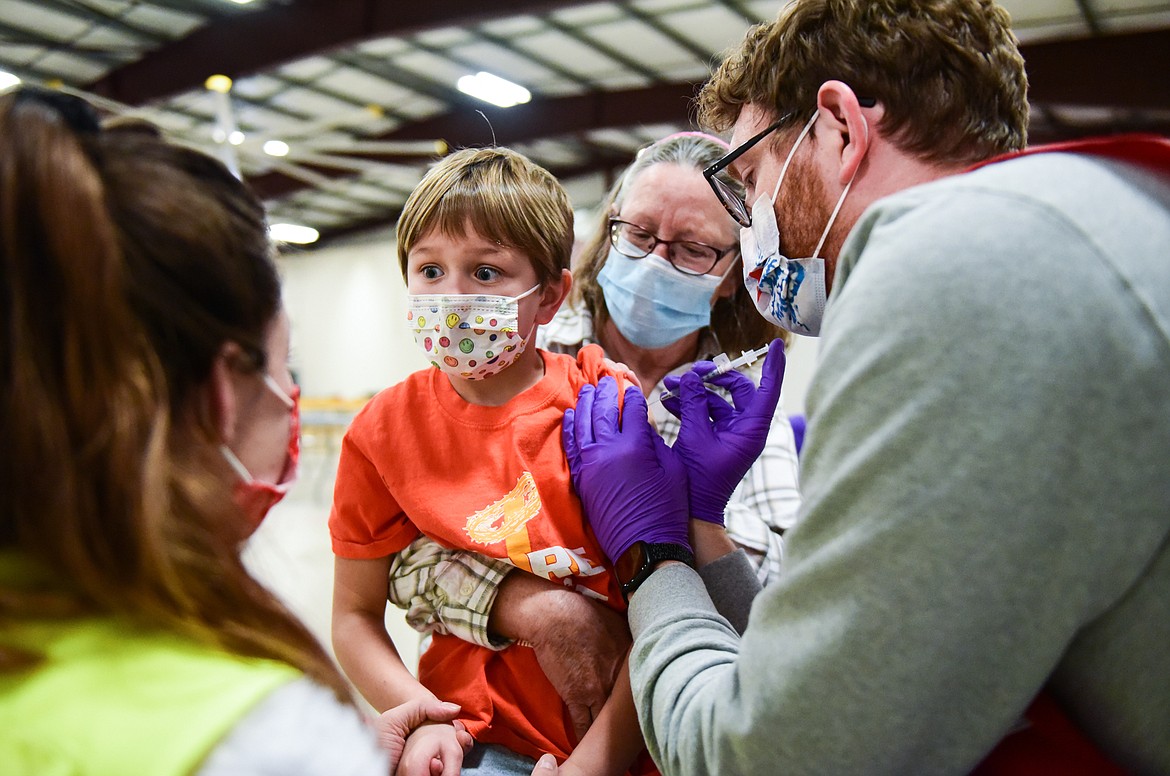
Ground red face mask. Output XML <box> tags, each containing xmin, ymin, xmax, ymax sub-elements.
<box><xmin>222</xmin><ymin>376</ymin><xmax>301</xmax><ymax>533</ymax></box>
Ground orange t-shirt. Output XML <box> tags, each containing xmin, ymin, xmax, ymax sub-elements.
<box><xmin>330</xmin><ymin>345</ymin><xmax>629</xmax><ymax>764</ymax></box>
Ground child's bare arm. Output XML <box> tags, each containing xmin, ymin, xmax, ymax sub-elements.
<box><xmin>556</xmin><ymin>650</ymin><xmax>645</xmax><ymax>776</ymax></box>
<box><xmin>332</xmin><ymin>554</ymin><xmax>434</xmax><ymax>711</ymax></box>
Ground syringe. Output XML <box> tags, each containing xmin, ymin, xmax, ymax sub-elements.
<box><xmin>650</xmin><ymin>343</ymin><xmax>771</xmax><ymax>405</ymax></box>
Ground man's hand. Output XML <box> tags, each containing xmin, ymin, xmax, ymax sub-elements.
<box><xmin>532</xmin><ymin>592</ymin><xmax>630</xmax><ymax>742</ymax></box>
<box><xmin>563</xmin><ymin>377</ymin><xmax>691</xmax><ymax>564</ymax></box>
<box><xmin>488</xmin><ymin>572</ymin><xmax>630</xmax><ymax>742</ymax></box>
<box><xmin>661</xmin><ymin>339</ymin><xmax>786</xmax><ymax>524</ymax></box>
<box><xmin>394</xmin><ymin>719</ymin><xmax>470</xmax><ymax>776</ymax></box>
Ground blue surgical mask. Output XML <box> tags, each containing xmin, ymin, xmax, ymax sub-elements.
<box><xmin>597</xmin><ymin>245</ymin><xmax>723</xmax><ymax>349</ymax></box>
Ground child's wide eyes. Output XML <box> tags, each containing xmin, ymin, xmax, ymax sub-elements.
<box><xmin>421</xmin><ymin>265</ymin><xmax>443</xmax><ymax>280</ymax></box>
<box><xmin>474</xmin><ymin>266</ymin><xmax>501</xmax><ymax>282</ymax></box>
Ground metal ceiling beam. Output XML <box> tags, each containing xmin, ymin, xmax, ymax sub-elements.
<box><xmin>541</xmin><ymin>15</ymin><xmax>662</xmax><ymax>82</ymax></box>
<box><xmin>383</xmin><ymin>81</ymin><xmax>698</xmax><ymax>146</ymax></box>
<box><xmin>714</xmin><ymin>0</ymin><xmax>764</xmax><ymax>28</ymax></box>
<box><xmin>1072</xmin><ymin>0</ymin><xmax>1103</xmax><ymax>36</ymax></box>
<box><xmin>1023</xmin><ymin>28</ymin><xmax>1170</xmax><ymax>111</ymax></box>
<box><xmin>248</xmin><ymin>15</ymin><xmax>1170</xmax><ymax>209</ymax></box>
<box><xmin>37</xmin><ymin>0</ymin><xmax>164</xmax><ymax>44</ymax></box>
<box><xmin>220</xmin><ymin>21</ymin><xmax>1170</xmax><ymax>243</ymax></box>
<box><xmin>617</xmin><ymin>1</ymin><xmax>718</xmax><ymax>67</ymax></box>
<box><xmin>0</xmin><ymin>19</ymin><xmax>125</xmax><ymax>63</ymax></box>
<box><xmin>86</xmin><ymin>0</ymin><xmax>600</xmax><ymax>106</ymax></box>
<box><xmin>245</xmin><ymin>80</ymin><xmax>695</xmax><ymax>199</ymax></box>
<box><xmin>313</xmin><ymin>146</ymin><xmax>632</xmax><ymax>247</ymax></box>
<box><xmin>463</xmin><ymin>28</ymin><xmax>599</xmax><ymax>90</ymax></box>
<box><xmin>307</xmin><ymin>100</ymin><xmax>1170</xmax><ymax>245</ymax></box>
<box><xmin>245</xmin><ymin>27</ymin><xmax>1170</xmax><ymax>162</ymax></box>
<box><xmin>372</xmin><ymin>24</ymin><xmax>1170</xmax><ymax>145</ymax></box>
<box><xmin>1029</xmin><ymin>113</ymin><xmax>1170</xmax><ymax>144</ymax></box>
<box><xmin>125</xmin><ymin>0</ymin><xmax>231</xmax><ymax>16</ymax></box>
<box><xmin>379</xmin><ymin>30</ymin><xmax>1169</xmax><ymax>147</ymax></box>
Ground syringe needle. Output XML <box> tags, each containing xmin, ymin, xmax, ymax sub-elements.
<box><xmin>650</xmin><ymin>343</ymin><xmax>771</xmax><ymax>405</ymax></box>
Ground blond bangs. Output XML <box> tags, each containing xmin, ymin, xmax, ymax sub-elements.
<box><xmin>396</xmin><ymin>148</ymin><xmax>573</xmax><ymax>284</ymax></box>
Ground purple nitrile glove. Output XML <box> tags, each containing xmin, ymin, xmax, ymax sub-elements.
<box><xmin>659</xmin><ymin>339</ymin><xmax>786</xmax><ymax>525</ymax></box>
<box><xmin>563</xmin><ymin>376</ymin><xmax>690</xmax><ymax>565</ymax></box>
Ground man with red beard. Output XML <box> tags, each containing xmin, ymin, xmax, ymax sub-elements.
<box><xmin>552</xmin><ymin>1</ymin><xmax>1170</xmax><ymax>774</ymax></box>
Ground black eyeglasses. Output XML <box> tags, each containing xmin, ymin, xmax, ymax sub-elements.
<box><xmin>608</xmin><ymin>218</ymin><xmax>735</xmax><ymax>276</ymax></box>
<box><xmin>703</xmin><ymin>99</ymin><xmax>876</xmax><ymax>227</ymax></box>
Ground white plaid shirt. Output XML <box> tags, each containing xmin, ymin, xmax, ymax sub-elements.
<box><xmin>388</xmin><ymin>302</ymin><xmax>801</xmax><ymax>648</ymax></box>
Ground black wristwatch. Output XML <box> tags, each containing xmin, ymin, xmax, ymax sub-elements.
<box><xmin>615</xmin><ymin>541</ymin><xmax>695</xmax><ymax>600</ymax></box>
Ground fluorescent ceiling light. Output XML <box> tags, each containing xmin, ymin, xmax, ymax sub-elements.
<box><xmin>228</xmin><ymin>130</ymin><xmax>245</xmax><ymax>146</ymax></box>
<box><xmin>263</xmin><ymin>139</ymin><xmax>290</xmax><ymax>157</ymax></box>
<box><xmin>269</xmin><ymin>223</ymin><xmax>320</xmax><ymax>245</ymax></box>
<box><xmin>227</xmin><ymin>0</ymin><xmax>256</xmax><ymax>5</ymax></box>
<box><xmin>0</xmin><ymin>70</ymin><xmax>21</xmax><ymax>90</ymax></box>
<box><xmin>456</xmin><ymin>71</ymin><xmax>531</xmax><ymax>108</ymax></box>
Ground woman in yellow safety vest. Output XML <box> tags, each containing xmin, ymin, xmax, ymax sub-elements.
<box><xmin>0</xmin><ymin>88</ymin><xmax>458</xmax><ymax>776</ymax></box>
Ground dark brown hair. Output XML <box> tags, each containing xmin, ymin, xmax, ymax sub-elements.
<box><xmin>0</xmin><ymin>88</ymin><xmax>351</xmax><ymax>701</ymax></box>
<box><xmin>699</xmin><ymin>0</ymin><xmax>1028</xmax><ymax>164</ymax></box>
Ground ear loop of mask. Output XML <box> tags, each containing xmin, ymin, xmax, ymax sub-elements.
<box><xmin>715</xmin><ymin>253</ymin><xmax>741</xmax><ymax>284</ymax></box>
<box><xmin>769</xmin><ymin>110</ymin><xmax>869</xmax><ymax>260</ymax></box>
<box><xmin>769</xmin><ymin>111</ymin><xmax>821</xmax><ymax>203</ymax></box>
<box><xmin>513</xmin><ymin>283</ymin><xmax>541</xmax><ymax>303</ymax></box>
<box><xmin>219</xmin><ymin>374</ymin><xmax>295</xmax><ymax>484</ymax></box>
<box><xmin>811</xmin><ymin>114</ymin><xmax>868</xmax><ymax>260</ymax></box>
<box><xmin>220</xmin><ymin>444</ymin><xmax>255</xmax><ymax>483</ymax></box>
<box><xmin>516</xmin><ymin>282</ymin><xmax>543</xmax><ymax>341</ymax></box>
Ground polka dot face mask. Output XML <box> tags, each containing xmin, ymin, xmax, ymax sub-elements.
<box><xmin>406</xmin><ymin>285</ymin><xmax>540</xmax><ymax>380</ymax></box>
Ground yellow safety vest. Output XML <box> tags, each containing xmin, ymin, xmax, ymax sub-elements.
<box><xmin>0</xmin><ymin>553</ymin><xmax>299</xmax><ymax>776</ymax></box>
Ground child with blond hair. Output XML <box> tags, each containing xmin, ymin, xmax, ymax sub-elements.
<box><xmin>330</xmin><ymin>147</ymin><xmax>654</xmax><ymax>776</ymax></box>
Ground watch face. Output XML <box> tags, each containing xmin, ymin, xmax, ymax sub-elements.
<box><xmin>615</xmin><ymin>541</ymin><xmax>647</xmax><ymax>585</ymax></box>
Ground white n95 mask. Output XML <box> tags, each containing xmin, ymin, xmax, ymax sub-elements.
<box><xmin>741</xmin><ymin>110</ymin><xmax>864</xmax><ymax>337</ymax></box>
<box><xmin>406</xmin><ymin>285</ymin><xmax>539</xmax><ymax>380</ymax></box>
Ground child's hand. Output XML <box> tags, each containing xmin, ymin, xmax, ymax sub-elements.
<box><xmin>527</xmin><ymin>753</ymin><xmax>560</xmax><ymax>774</ymax></box>
<box><xmin>555</xmin><ymin>750</ymin><xmax>624</xmax><ymax>776</ymax></box>
<box><xmin>396</xmin><ymin>720</ymin><xmax>469</xmax><ymax>776</ymax></box>
<box><xmin>600</xmin><ymin>356</ymin><xmax>640</xmax><ymax>394</ymax></box>
<box><xmin>376</xmin><ymin>699</ymin><xmax>471</xmax><ymax>774</ymax></box>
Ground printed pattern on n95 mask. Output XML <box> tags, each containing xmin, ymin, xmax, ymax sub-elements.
<box><xmin>739</xmin><ymin>193</ymin><xmax>827</xmax><ymax>336</ymax></box>
<box><xmin>407</xmin><ymin>293</ymin><xmax>528</xmax><ymax>380</ymax></box>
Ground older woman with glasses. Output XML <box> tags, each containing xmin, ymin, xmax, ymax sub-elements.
<box><xmin>383</xmin><ymin>131</ymin><xmax>802</xmax><ymax>752</ymax></box>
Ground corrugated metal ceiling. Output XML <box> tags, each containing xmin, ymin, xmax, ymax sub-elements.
<box><xmin>2</xmin><ymin>0</ymin><xmax>1167</xmax><ymax>246</ymax></box>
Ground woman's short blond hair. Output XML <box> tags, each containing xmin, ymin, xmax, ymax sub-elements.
<box><xmin>396</xmin><ymin>147</ymin><xmax>573</xmax><ymax>285</ymax></box>
<box><xmin>699</xmin><ymin>0</ymin><xmax>1029</xmax><ymax>165</ymax></box>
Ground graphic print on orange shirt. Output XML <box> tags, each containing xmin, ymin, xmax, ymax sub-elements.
<box><xmin>465</xmin><ymin>471</ymin><xmax>608</xmax><ymax>600</ymax></box>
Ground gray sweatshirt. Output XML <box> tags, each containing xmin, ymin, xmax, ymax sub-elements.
<box><xmin>629</xmin><ymin>150</ymin><xmax>1170</xmax><ymax>775</ymax></box>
